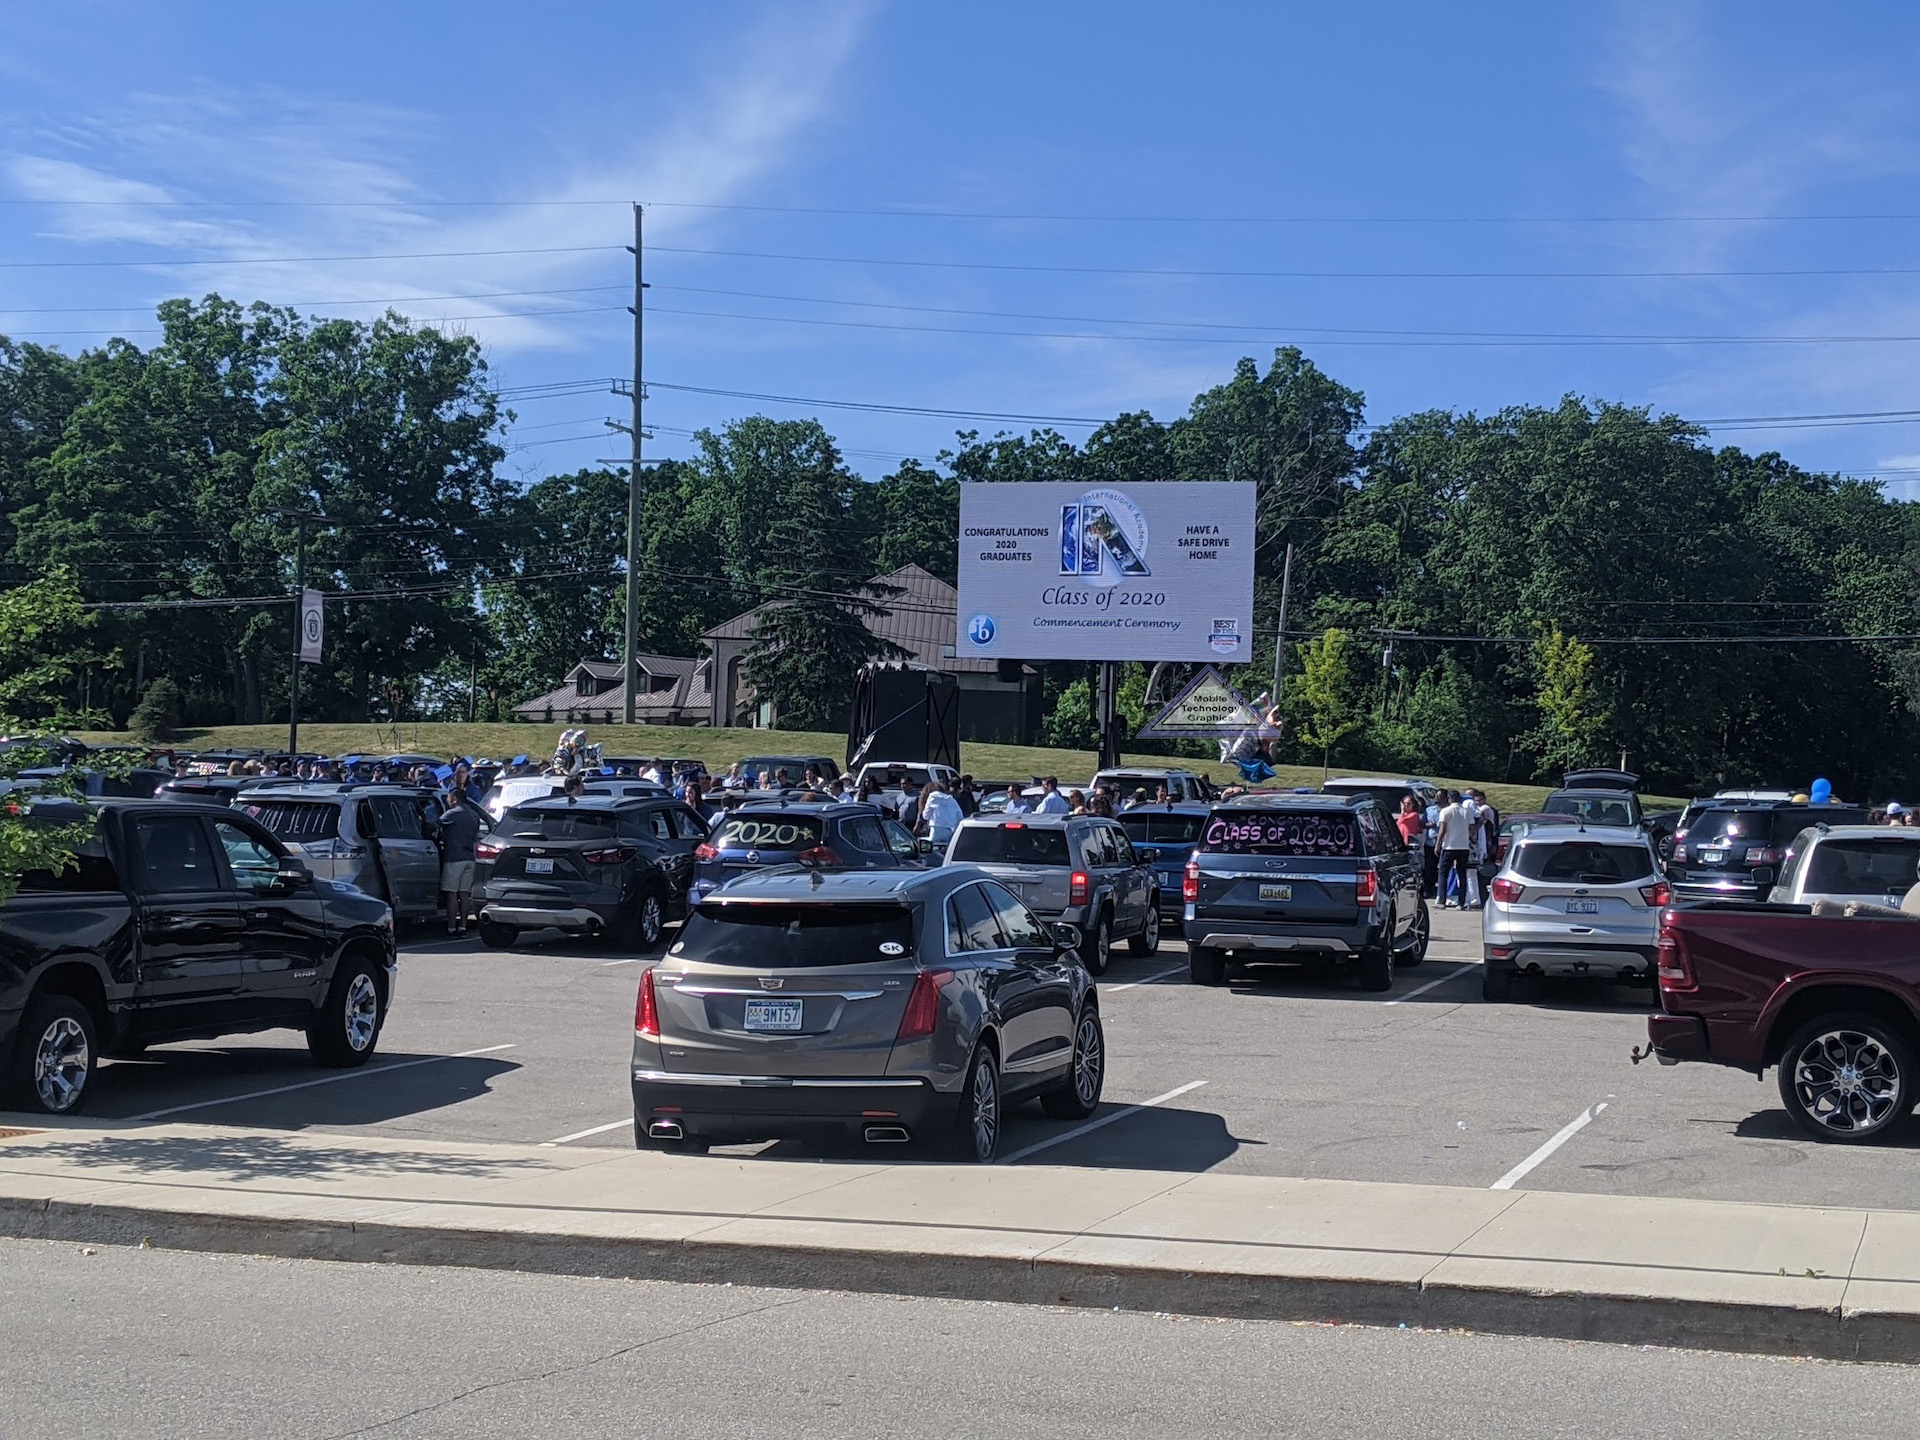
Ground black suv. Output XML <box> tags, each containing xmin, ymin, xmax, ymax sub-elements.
<box><xmin>1667</xmin><ymin>801</ymin><xmax>1870</xmax><ymax>902</ymax></box>
<box><xmin>1182</xmin><ymin>793</ymin><xmax>1428</xmax><ymax>991</ymax></box>
<box><xmin>476</xmin><ymin>795</ymin><xmax>709</xmax><ymax>949</ymax></box>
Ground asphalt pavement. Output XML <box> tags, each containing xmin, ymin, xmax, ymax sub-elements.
<box><xmin>43</xmin><ymin>907</ymin><xmax>1920</xmax><ymax>1211</ymax></box>
<box><xmin>5</xmin><ymin>1237</ymin><xmax>1916</xmax><ymax>1439</ymax></box>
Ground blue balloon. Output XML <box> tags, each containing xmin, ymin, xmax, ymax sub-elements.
<box><xmin>1811</xmin><ymin>777</ymin><xmax>1833</xmax><ymax>804</ymax></box>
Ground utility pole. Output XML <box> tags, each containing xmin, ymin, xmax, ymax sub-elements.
<box><xmin>623</xmin><ymin>202</ymin><xmax>646</xmax><ymax>726</ymax></box>
<box><xmin>1271</xmin><ymin>541</ymin><xmax>1296</xmax><ymax>709</ymax></box>
<box><xmin>274</xmin><ymin>508</ymin><xmax>333</xmax><ymax>760</ymax></box>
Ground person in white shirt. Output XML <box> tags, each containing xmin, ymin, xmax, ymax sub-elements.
<box><xmin>1034</xmin><ymin>776</ymin><xmax>1070</xmax><ymax>814</ymax></box>
<box><xmin>921</xmin><ymin>784</ymin><xmax>963</xmax><ymax>845</ymax></box>
<box><xmin>1003</xmin><ymin>784</ymin><xmax>1031</xmax><ymax>815</ymax></box>
<box><xmin>1436</xmin><ymin>791</ymin><xmax>1474</xmax><ymax>909</ymax></box>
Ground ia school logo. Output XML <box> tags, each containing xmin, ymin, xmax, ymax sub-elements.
<box><xmin>1209</xmin><ymin>618</ymin><xmax>1243</xmax><ymax>654</ymax></box>
<box><xmin>1059</xmin><ymin>488</ymin><xmax>1150</xmax><ymax>588</ymax></box>
<box><xmin>965</xmin><ymin>612</ymin><xmax>997</xmax><ymax>646</ymax></box>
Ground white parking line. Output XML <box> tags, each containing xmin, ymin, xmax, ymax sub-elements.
<box><xmin>1384</xmin><ymin>962</ymin><xmax>1479</xmax><ymax>1006</ymax></box>
<box><xmin>999</xmin><ymin>1079</ymin><xmax>1208</xmax><ymax>1164</ymax></box>
<box><xmin>540</xmin><ymin>1117</ymin><xmax>632</xmax><ymax>1147</ymax></box>
<box><xmin>598</xmin><ymin>957</ymin><xmax>643</xmax><ymax>967</ymax></box>
<box><xmin>1106</xmin><ymin>964</ymin><xmax>1186</xmax><ymax>992</ymax></box>
<box><xmin>125</xmin><ymin>1044</ymin><xmax>518</xmax><ymax>1122</ymax></box>
<box><xmin>1490</xmin><ymin>1100</ymin><xmax>1609</xmax><ymax>1190</ymax></box>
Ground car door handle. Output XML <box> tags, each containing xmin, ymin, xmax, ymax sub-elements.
<box><xmin>249</xmin><ymin>908</ymin><xmax>275</xmax><ymax>921</ymax></box>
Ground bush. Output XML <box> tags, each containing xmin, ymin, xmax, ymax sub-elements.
<box><xmin>129</xmin><ymin>678</ymin><xmax>185</xmax><ymax>741</ymax></box>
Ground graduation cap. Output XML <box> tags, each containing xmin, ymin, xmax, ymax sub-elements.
<box><xmin>512</xmin><ymin>754</ymin><xmax>528</xmax><ymax>766</ymax></box>
<box><xmin>433</xmin><ymin>764</ymin><xmax>455</xmax><ymax>782</ymax></box>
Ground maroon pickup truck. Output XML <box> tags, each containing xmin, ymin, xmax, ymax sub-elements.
<box><xmin>1646</xmin><ymin>901</ymin><xmax>1920</xmax><ymax>1143</ymax></box>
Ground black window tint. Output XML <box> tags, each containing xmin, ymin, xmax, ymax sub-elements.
<box><xmin>980</xmin><ymin>881</ymin><xmax>1047</xmax><ymax>948</ymax></box>
<box><xmin>1542</xmin><ymin>794</ymin><xmax>1636</xmax><ymax>827</ymax></box>
<box><xmin>1356</xmin><ymin>805</ymin><xmax>1397</xmax><ymax>854</ymax></box>
<box><xmin>677</xmin><ymin>904</ymin><xmax>914</xmax><ymax>968</ymax></box>
<box><xmin>844</xmin><ymin>816</ymin><xmax>887</xmax><ymax>854</ymax></box>
<box><xmin>211</xmin><ymin>819</ymin><xmax>284</xmax><ymax>893</ymax></box>
<box><xmin>670</xmin><ymin>808</ymin><xmax>709</xmax><ymax>840</ymax></box>
<box><xmin>1805</xmin><ymin>839</ymin><xmax>1920</xmax><ymax>896</ymax></box>
<box><xmin>617</xmin><ymin>812</ymin><xmax>650</xmax><ymax>842</ymax></box>
<box><xmin>1120</xmin><ymin>813</ymin><xmax>1207</xmax><ymax>844</ymax></box>
<box><xmin>16</xmin><ymin>830</ymin><xmax>119</xmax><ymax>893</ymax></box>
<box><xmin>947</xmin><ymin>884</ymin><xmax>1005</xmax><ymax>953</ymax></box>
<box><xmin>949</xmin><ymin>826</ymin><xmax>1072</xmax><ymax>866</ymax></box>
<box><xmin>1107</xmin><ymin>826</ymin><xmax>1137</xmax><ymax>866</ymax></box>
<box><xmin>371</xmin><ymin>796</ymin><xmax>423</xmax><ymax>839</ymax></box>
<box><xmin>498</xmin><ymin>808</ymin><xmax>620</xmax><ymax>841</ymax></box>
<box><xmin>647</xmin><ymin>810</ymin><xmax>672</xmax><ymax>839</ymax></box>
<box><xmin>240</xmin><ymin>801</ymin><xmax>341</xmax><ymax>841</ymax></box>
<box><xmin>1202</xmin><ymin>810</ymin><xmax>1360</xmax><ymax>857</ymax></box>
<box><xmin>881</xmin><ymin>819</ymin><xmax>920</xmax><ymax>860</ymax></box>
<box><xmin>1515</xmin><ymin>841</ymin><xmax>1655</xmax><ymax>883</ymax></box>
<box><xmin>135</xmin><ymin>815</ymin><xmax>219</xmax><ymax>892</ymax></box>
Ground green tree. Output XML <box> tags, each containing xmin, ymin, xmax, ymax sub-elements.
<box><xmin>1292</xmin><ymin>627</ymin><xmax>1365</xmax><ymax>779</ymax></box>
<box><xmin>0</xmin><ymin>569</ymin><xmax>109</xmax><ymax>725</ymax></box>
<box><xmin>860</xmin><ymin>460</ymin><xmax>960</xmax><ymax>583</ymax></box>
<box><xmin>128</xmin><ymin>677</ymin><xmax>185</xmax><ymax>741</ymax></box>
<box><xmin>1527</xmin><ymin>624</ymin><xmax>1610</xmax><ymax>777</ymax></box>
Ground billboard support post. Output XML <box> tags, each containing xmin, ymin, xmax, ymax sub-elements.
<box><xmin>1271</xmin><ymin>540</ymin><xmax>1295</xmax><ymax>710</ymax></box>
<box><xmin>1097</xmin><ymin>660</ymin><xmax>1120</xmax><ymax>771</ymax></box>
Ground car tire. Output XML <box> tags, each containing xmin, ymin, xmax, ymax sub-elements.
<box><xmin>10</xmin><ymin>993</ymin><xmax>98</xmax><ymax>1116</ymax></box>
<box><xmin>1127</xmin><ymin>902</ymin><xmax>1161</xmax><ymax>956</ymax></box>
<box><xmin>1398</xmin><ymin>900</ymin><xmax>1431</xmax><ymax>967</ymax></box>
<box><xmin>1481</xmin><ymin>963</ymin><xmax>1513</xmax><ymax>1003</ymax></box>
<box><xmin>612</xmin><ymin>888</ymin><xmax>665</xmax><ymax>951</ymax></box>
<box><xmin>948</xmin><ymin>1044</ymin><xmax>1002</xmax><ymax>1163</ymax></box>
<box><xmin>1041</xmin><ymin>1006</ymin><xmax>1106</xmax><ymax>1120</ymax></box>
<box><xmin>1777</xmin><ymin>1012</ymin><xmax>1916</xmax><ymax>1144</ymax></box>
<box><xmin>1188</xmin><ymin>944</ymin><xmax>1226</xmax><ymax>986</ymax></box>
<box><xmin>1356</xmin><ymin>927</ymin><xmax>1395</xmax><ymax>992</ymax></box>
<box><xmin>1080</xmin><ymin>911</ymin><xmax>1112</xmax><ymax>976</ymax></box>
<box><xmin>478</xmin><ymin>918</ymin><xmax>517</xmax><ymax>950</ymax></box>
<box><xmin>306</xmin><ymin>957</ymin><xmax>384</xmax><ymax>1067</ymax></box>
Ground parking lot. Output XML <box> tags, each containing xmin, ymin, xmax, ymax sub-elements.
<box><xmin>47</xmin><ymin>908</ymin><xmax>1919</xmax><ymax>1212</ymax></box>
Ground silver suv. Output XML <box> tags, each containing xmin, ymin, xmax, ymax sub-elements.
<box><xmin>1768</xmin><ymin>825</ymin><xmax>1920</xmax><ymax>909</ymax></box>
<box><xmin>944</xmin><ymin>814</ymin><xmax>1159</xmax><ymax>974</ymax></box>
<box><xmin>1481</xmin><ymin>824</ymin><xmax>1665</xmax><ymax>1001</ymax></box>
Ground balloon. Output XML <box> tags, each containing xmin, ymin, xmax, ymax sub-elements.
<box><xmin>1811</xmin><ymin>777</ymin><xmax>1833</xmax><ymax>805</ymax></box>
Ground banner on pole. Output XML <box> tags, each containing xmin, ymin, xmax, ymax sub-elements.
<box><xmin>1137</xmin><ymin>665</ymin><xmax>1280</xmax><ymax>739</ymax></box>
<box><xmin>298</xmin><ymin>589</ymin><xmax>324</xmax><ymax>663</ymax></box>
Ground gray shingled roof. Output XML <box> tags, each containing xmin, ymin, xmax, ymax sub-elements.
<box><xmin>699</xmin><ymin>563</ymin><xmax>998</xmax><ymax>674</ymax></box>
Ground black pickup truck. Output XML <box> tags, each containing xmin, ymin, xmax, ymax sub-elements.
<box><xmin>0</xmin><ymin>799</ymin><xmax>396</xmax><ymax>1116</ymax></box>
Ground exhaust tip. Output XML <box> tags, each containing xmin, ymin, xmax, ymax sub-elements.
<box><xmin>863</xmin><ymin>1124</ymin><xmax>911</xmax><ymax>1144</ymax></box>
<box><xmin>647</xmin><ymin>1119</ymin><xmax>684</xmax><ymax>1141</ymax></box>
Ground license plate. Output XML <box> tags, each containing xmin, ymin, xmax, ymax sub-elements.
<box><xmin>1565</xmin><ymin>898</ymin><xmax>1599</xmax><ymax>914</ymax></box>
<box><xmin>525</xmin><ymin>858</ymin><xmax>554</xmax><ymax>874</ymax></box>
<box><xmin>1699</xmin><ymin>849</ymin><xmax>1726</xmax><ymax>864</ymax></box>
<box><xmin>1258</xmin><ymin>883</ymin><xmax>1293</xmax><ymax>902</ymax></box>
<box><xmin>744</xmin><ymin>998</ymin><xmax>803</xmax><ymax>1032</ymax></box>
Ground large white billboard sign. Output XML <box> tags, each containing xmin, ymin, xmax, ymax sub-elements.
<box><xmin>955</xmin><ymin>481</ymin><xmax>1257</xmax><ymax>662</ymax></box>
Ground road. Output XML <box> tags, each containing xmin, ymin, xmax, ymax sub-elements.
<box><xmin>40</xmin><ymin>908</ymin><xmax>1920</xmax><ymax>1210</ymax></box>
<box><xmin>4</xmin><ymin>1237</ymin><xmax>1914</xmax><ymax>1438</ymax></box>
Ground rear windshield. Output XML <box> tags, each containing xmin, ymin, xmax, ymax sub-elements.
<box><xmin>497</xmin><ymin>807</ymin><xmax>619</xmax><ymax>840</ymax></box>
<box><xmin>949</xmin><ymin>825</ymin><xmax>1073</xmax><ymax>866</ymax></box>
<box><xmin>1202</xmin><ymin>810</ymin><xmax>1360</xmax><ymax>857</ymax></box>
<box><xmin>239</xmin><ymin>800</ymin><xmax>341</xmax><ymax>841</ymax></box>
<box><xmin>1120</xmin><ymin>812</ymin><xmax>1207</xmax><ymax>844</ymax></box>
<box><xmin>1685</xmin><ymin>810</ymin><xmax>1774</xmax><ymax>844</ymax></box>
<box><xmin>1322</xmin><ymin>784</ymin><xmax>1416</xmax><ymax>810</ymax></box>
<box><xmin>1514</xmin><ymin>840</ymin><xmax>1655</xmax><ymax>883</ymax></box>
<box><xmin>1804</xmin><ymin>839</ymin><xmax>1920</xmax><ymax>896</ymax></box>
<box><xmin>712</xmin><ymin>814</ymin><xmax>824</xmax><ymax>850</ymax></box>
<box><xmin>677</xmin><ymin>903</ymin><xmax>914</xmax><ymax>967</ymax></box>
<box><xmin>1542</xmin><ymin>794</ymin><xmax>1636</xmax><ymax>826</ymax></box>
<box><xmin>15</xmin><ymin>831</ymin><xmax>120</xmax><ymax>893</ymax></box>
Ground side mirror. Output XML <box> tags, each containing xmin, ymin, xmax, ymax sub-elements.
<box><xmin>271</xmin><ymin>866</ymin><xmax>313</xmax><ymax>893</ymax></box>
<box><xmin>916</xmin><ymin>837</ymin><xmax>935</xmax><ymax>855</ymax></box>
<box><xmin>1048</xmin><ymin>921</ymin><xmax>1081</xmax><ymax>951</ymax></box>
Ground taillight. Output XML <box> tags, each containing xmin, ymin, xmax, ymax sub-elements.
<box><xmin>797</xmin><ymin>845</ymin><xmax>844</xmax><ymax>866</ymax></box>
<box><xmin>1656</xmin><ymin>913</ymin><xmax>1695</xmax><ymax>992</ymax></box>
<box><xmin>475</xmin><ymin>840</ymin><xmax>501</xmax><ymax>861</ymax></box>
<box><xmin>1354</xmin><ymin>867</ymin><xmax>1378</xmax><ymax>906</ymax></box>
<box><xmin>1490</xmin><ymin>877</ymin><xmax>1525</xmax><ymax>904</ymax></box>
<box><xmin>1182</xmin><ymin>856</ymin><xmax>1200</xmax><ymax>903</ymax></box>
<box><xmin>582</xmin><ymin>845</ymin><xmax>636</xmax><ymax>865</ymax></box>
<box><xmin>1069</xmin><ymin>870</ymin><xmax>1090</xmax><ymax>905</ymax></box>
<box><xmin>897</xmin><ymin>969</ymin><xmax>953</xmax><ymax>1040</ymax></box>
<box><xmin>1639</xmin><ymin>881</ymin><xmax>1671</xmax><ymax>907</ymax></box>
<box><xmin>1744</xmin><ymin>847</ymin><xmax>1777</xmax><ymax>866</ymax></box>
<box><xmin>635</xmin><ymin>966</ymin><xmax>660</xmax><ymax>1036</ymax></box>
<box><xmin>1495</xmin><ymin>838</ymin><xmax>1510</xmax><ymax>865</ymax></box>
<box><xmin>693</xmin><ymin>842</ymin><xmax>718</xmax><ymax>862</ymax></box>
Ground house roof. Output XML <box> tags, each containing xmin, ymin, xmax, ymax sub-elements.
<box><xmin>699</xmin><ymin>563</ymin><xmax>1001</xmax><ymax>674</ymax></box>
<box><xmin>515</xmin><ymin>654</ymin><xmax>713</xmax><ymax>720</ymax></box>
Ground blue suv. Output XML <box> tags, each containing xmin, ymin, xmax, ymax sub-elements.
<box><xmin>1118</xmin><ymin>802</ymin><xmax>1213</xmax><ymax>935</ymax></box>
<box><xmin>690</xmin><ymin>802</ymin><xmax>924</xmax><ymax>902</ymax></box>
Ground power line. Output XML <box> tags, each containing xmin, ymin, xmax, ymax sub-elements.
<box><xmin>0</xmin><ymin>244</ymin><xmax>620</xmax><ymax>270</ymax></box>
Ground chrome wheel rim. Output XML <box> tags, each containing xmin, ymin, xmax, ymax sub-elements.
<box><xmin>343</xmin><ymin>973</ymin><xmax>379</xmax><ymax>1052</ymax></box>
<box><xmin>1409</xmin><ymin>905</ymin><xmax>1429</xmax><ymax>955</ymax></box>
<box><xmin>33</xmin><ymin>1016</ymin><xmax>89</xmax><ymax>1112</ymax></box>
<box><xmin>1096</xmin><ymin>919</ymin><xmax>1110</xmax><ymax>967</ymax></box>
<box><xmin>1793</xmin><ymin>1029</ymin><xmax>1902</xmax><ymax>1134</ymax></box>
<box><xmin>1143</xmin><ymin>908</ymin><xmax>1160</xmax><ymax>949</ymax></box>
<box><xmin>640</xmin><ymin>896</ymin><xmax>662</xmax><ymax>945</ymax></box>
<box><xmin>970</xmin><ymin>1055</ymin><xmax>998</xmax><ymax>1159</ymax></box>
<box><xmin>1072</xmin><ymin>1013</ymin><xmax>1104</xmax><ymax>1107</ymax></box>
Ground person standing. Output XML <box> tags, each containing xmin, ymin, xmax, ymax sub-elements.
<box><xmin>1035</xmin><ymin>776</ymin><xmax>1069</xmax><ymax>814</ymax></box>
<box><xmin>1436</xmin><ymin>790</ymin><xmax>1473</xmax><ymax>909</ymax></box>
<box><xmin>955</xmin><ymin>775</ymin><xmax>979</xmax><ymax>817</ymax></box>
<box><xmin>896</xmin><ymin>778</ymin><xmax>921</xmax><ymax>832</ymax></box>
<box><xmin>921</xmin><ymin>782</ymin><xmax>963</xmax><ymax>848</ymax></box>
<box><xmin>1395</xmin><ymin>793</ymin><xmax>1424</xmax><ymax>855</ymax></box>
<box><xmin>1003</xmin><ymin>784</ymin><xmax>1031</xmax><ymax>815</ymax></box>
<box><xmin>437</xmin><ymin>791</ymin><xmax>483</xmax><ymax>936</ymax></box>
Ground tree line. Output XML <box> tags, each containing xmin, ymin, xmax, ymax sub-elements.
<box><xmin>4</xmin><ymin>295</ymin><xmax>1918</xmax><ymax>797</ymax></box>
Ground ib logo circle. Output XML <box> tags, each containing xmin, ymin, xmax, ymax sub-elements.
<box><xmin>965</xmin><ymin>613</ymin><xmax>997</xmax><ymax>646</ymax></box>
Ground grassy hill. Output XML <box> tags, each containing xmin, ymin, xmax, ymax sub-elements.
<box><xmin>68</xmin><ymin>719</ymin><xmax>1679</xmax><ymax>814</ymax></box>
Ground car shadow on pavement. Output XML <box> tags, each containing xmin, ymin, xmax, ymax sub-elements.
<box><xmin>1732</xmin><ymin>1108</ymin><xmax>1920</xmax><ymax>1150</ymax></box>
<box><xmin>80</xmin><ymin>1049</ymin><xmax>522</xmax><ymax>1129</ymax></box>
<box><xmin>11</xmin><ymin>1131</ymin><xmax>534</xmax><ymax>1183</ymax></box>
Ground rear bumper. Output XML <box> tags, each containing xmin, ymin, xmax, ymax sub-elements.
<box><xmin>630</xmin><ymin>1069</ymin><xmax>951</xmax><ymax>1143</ymax></box>
<box><xmin>1181</xmin><ymin>912</ymin><xmax>1378</xmax><ymax>958</ymax></box>
<box><xmin>480</xmin><ymin>895</ymin><xmax>615</xmax><ymax>932</ymax></box>
<box><xmin>1645</xmin><ymin>1013</ymin><xmax>1711</xmax><ymax>1065</ymax></box>
<box><xmin>1670</xmin><ymin>880</ymin><xmax>1766</xmax><ymax>903</ymax></box>
<box><xmin>1486</xmin><ymin>942</ymin><xmax>1657</xmax><ymax>979</ymax></box>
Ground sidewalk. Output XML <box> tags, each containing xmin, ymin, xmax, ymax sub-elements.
<box><xmin>1</xmin><ymin>1120</ymin><xmax>1915</xmax><ymax>1362</ymax></box>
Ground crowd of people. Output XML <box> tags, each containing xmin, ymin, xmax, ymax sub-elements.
<box><xmin>1395</xmin><ymin>788</ymin><xmax>1502</xmax><ymax>910</ymax></box>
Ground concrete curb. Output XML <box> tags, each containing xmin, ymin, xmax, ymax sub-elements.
<box><xmin>2</xmin><ymin>1192</ymin><xmax>1905</xmax><ymax>1363</ymax></box>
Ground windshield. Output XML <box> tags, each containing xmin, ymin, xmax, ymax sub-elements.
<box><xmin>1684</xmin><ymin>810</ymin><xmax>1770</xmax><ymax>844</ymax></box>
<box><xmin>1804</xmin><ymin>839</ymin><xmax>1920</xmax><ymax>896</ymax></box>
<box><xmin>1202</xmin><ymin>810</ymin><xmax>1359</xmax><ymax>857</ymax></box>
<box><xmin>950</xmin><ymin>825</ymin><xmax>1072</xmax><ymax>865</ymax></box>
<box><xmin>677</xmin><ymin>903</ymin><xmax>914</xmax><ymax>967</ymax></box>
<box><xmin>1542</xmin><ymin>794</ymin><xmax>1636</xmax><ymax>826</ymax></box>
<box><xmin>1120</xmin><ymin>813</ymin><xmax>1207</xmax><ymax>845</ymax></box>
<box><xmin>239</xmin><ymin>801</ymin><xmax>341</xmax><ymax>841</ymax></box>
<box><xmin>497</xmin><ymin>808</ymin><xmax>619</xmax><ymax>840</ymax></box>
<box><xmin>712</xmin><ymin>814</ymin><xmax>824</xmax><ymax>850</ymax></box>
<box><xmin>1514</xmin><ymin>840</ymin><xmax>1655</xmax><ymax>883</ymax></box>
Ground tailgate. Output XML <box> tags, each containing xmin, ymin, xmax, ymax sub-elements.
<box><xmin>970</xmin><ymin>863</ymin><xmax>1071</xmax><ymax>913</ymax></box>
<box><xmin>1193</xmin><ymin>857</ymin><xmax>1357</xmax><ymax>922</ymax></box>
<box><xmin>652</xmin><ymin>966</ymin><xmax>916</xmax><ymax>1078</ymax></box>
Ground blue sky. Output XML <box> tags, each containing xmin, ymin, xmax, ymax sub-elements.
<box><xmin>7</xmin><ymin>2</ymin><xmax>1920</xmax><ymax>488</ymax></box>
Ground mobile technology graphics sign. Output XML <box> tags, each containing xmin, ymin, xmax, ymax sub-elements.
<box><xmin>955</xmin><ymin>481</ymin><xmax>1256</xmax><ymax>661</ymax></box>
